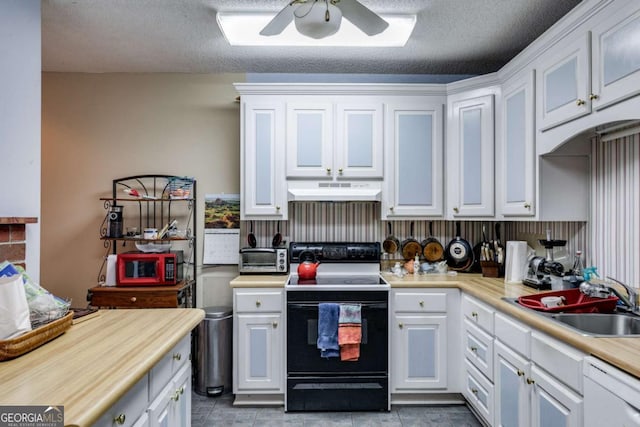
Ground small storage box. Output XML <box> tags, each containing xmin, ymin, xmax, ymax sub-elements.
<box><xmin>518</xmin><ymin>288</ymin><xmax>619</xmax><ymax>313</ymax></box>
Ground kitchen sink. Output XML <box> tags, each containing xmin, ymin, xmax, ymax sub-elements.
<box><xmin>547</xmin><ymin>313</ymin><xmax>640</xmax><ymax>337</ymax></box>
<box><xmin>501</xmin><ymin>297</ymin><xmax>640</xmax><ymax>337</ymax></box>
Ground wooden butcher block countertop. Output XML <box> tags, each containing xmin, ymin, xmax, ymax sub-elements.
<box><xmin>0</xmin><ymin>308</ymin><xmax>204</xmax><ymax>427</ymax></box>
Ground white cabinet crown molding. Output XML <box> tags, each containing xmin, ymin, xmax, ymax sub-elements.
<box><xmin>234</xmin><ymin>83</ymin><xmax>447</xmax><ymax>97</ymax></box>
<box><xmin>498</xmin><ymin>0</ymin><xmax>615</xmax><ymax>83</ymax></box>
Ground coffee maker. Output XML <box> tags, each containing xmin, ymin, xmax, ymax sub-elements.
<box><xmin>522</xmin><ymin>232</ymin><xmax>566</xmax><ymax>290</ymax></box>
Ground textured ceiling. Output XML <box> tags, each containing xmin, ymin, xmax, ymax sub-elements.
<box><xmin>41</xmin><ymin>0</ymin><xmax>583</xmax><ymax>75</ymax></box>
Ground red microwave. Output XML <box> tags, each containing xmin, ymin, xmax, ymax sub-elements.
<box><xmin>116</xmin><ymin>252</ymin><xmax>182</xmax><ymax>286</ymax></box>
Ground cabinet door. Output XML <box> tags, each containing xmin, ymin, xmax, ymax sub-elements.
<box><xmin>286</xmin><ymin>103</ymin><xmax>333</xmax><ymax>178</ymax></box>
<box><xmin>147</xmin><ymin>381</ymin><xmax>173</xmax><ymax>427</ymax></box>
<box><xmin>494</xmin><ymin>340</ymin><xmax>530</xmax><ymax>427</ymax></box>
<box><xmin>537</xmin><ymin>34</ymin><xmax>591</xmax><ymax>131</ymax></box>
<box><xmin>530</xmin><ymin>365</ymin><xmax>582</xmax><ymax>427</ymax></box>
<box><xmin>236</xmin><ymin>313</ymin><xmax>283</xmax><ymax>392</ymax></box>
<box><xmin>391</xmin><ymin>314</ymin><xmax>447</xmax><ymax>390</ymax></box>
<box><xmin>131</xmin><ymin>413</ymin><xmax>149</xmax><ymax>427</ymax></box>
<box><xmin>335</xmin><ymin>103</ymin><xmax>384</xmax><ymax>178</ymax></box>
<box><xmin>592</xmin><ymin>3</ymin><xmax>640</xmax><ymax>111</ymax></box>
<box><xmin>383</xmin><ymin>102</ymin><xmax>444</xmax><ymax>218</ymax></box>
<box><xmin>169</xmin><ymin>363</ymin><xmax>191</xmax><ymax>427</ymax></box>
<box><xmin>242</xmin><ymin>102</ymin><xmax>287</xmax><ymax>219</ymax></box>
<box><xmin>449</xmin><ymin>95</ymin><xmax>495</xmax><ymax>217</ymax></box>
<box><xmin>499</xmin><ymin>71</ymin><xmax>535</xmax><ymax>216</ymax></box>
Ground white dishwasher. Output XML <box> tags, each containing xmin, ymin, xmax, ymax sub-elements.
<box><xmin>584</xmin><ymin>356</ymin><xmax>640</xmax><ymax>426</ymax></box>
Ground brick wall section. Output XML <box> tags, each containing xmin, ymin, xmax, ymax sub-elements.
<box><xmin>0</xmin><ymin>218</ymin><xmax>36</xmax><ymax>270</ymax></box>
<box><xmin>0</xmin><ymin>224</ymin><xmax>27</xmax><ymax>269</ymax></box>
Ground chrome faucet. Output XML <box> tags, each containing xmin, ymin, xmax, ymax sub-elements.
<box><xmin>605</xmin><ymin>277</ymin><xmax>639</xmax><ymax>314</ymax></box>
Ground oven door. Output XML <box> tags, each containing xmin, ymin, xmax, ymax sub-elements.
<box><xmin>286</xmin><ymin>290</ymin><xmax>389</xmax><ymax>411</ymax></box>
<box><xmin>287</xmin><ymin>290</ymin><xmax>388</xmax><ymax>374</ymax></box>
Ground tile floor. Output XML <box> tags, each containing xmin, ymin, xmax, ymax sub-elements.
<box><xmin>192</xmin><ymin>393</ymin><xmax>483</xmax><ymax>427</ymax></box>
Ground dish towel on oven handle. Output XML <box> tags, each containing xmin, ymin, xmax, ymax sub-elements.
<box><xmin>338</xmin><ymin>303</ymin><xmax>361</xmax><ymax>361</ymax></box>
<box><xmin>317</xmin><ymin>303</ymin><xmax>340</xmax><ymax>358</ymax></box>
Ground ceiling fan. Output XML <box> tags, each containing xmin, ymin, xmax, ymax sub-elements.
<box><xmin>260</xmin><ymin>0</ymin><xmax>389</xmax><ymax>39</ymax></box>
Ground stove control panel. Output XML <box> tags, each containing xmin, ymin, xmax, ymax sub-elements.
<box><xmin>289</xmin><ymin>242</ymin><xmax>380</xmax><ymax>263</ymax></box>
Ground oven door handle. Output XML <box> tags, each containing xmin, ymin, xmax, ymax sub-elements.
<box><xmin>288</xmin><ymin>302</ymin><xmax>387</xmax><ymax>309</ymax></box>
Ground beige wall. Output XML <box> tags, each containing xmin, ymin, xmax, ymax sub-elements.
<box><xmin>41</xmin><ymin>72</ymin><xmax>245</xmax><ymax>307</ymax></box>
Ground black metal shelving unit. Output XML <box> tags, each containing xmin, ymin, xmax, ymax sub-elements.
<box><xmin>97</xmin><ymin>174</ymin><xmax>197</xmax><ymax>307</ymax></box>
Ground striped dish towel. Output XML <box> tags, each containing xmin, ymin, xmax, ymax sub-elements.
<box><xmin>338</xmin><ymin>304</ymin><xmax>361</xmax><ymax>361</ymax></box>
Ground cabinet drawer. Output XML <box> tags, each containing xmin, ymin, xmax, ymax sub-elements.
<box><xmin>149</xmin><ymin>335</ymin><xmax>191</xmax><ymax>399</ymax></box>
<box><xmin>235</xmin><ymin>289</ymin><xmax>283</xmax><ymax>312</ymax></box>
<box><xmin>531</xmin><ymin>331</ymin><xmax>584</xmax><ymax>394</ymax></box>
<box><xmin>89</xmin><ymin>288</ymin><xmax>182</xmax><ymax>308</ymax></box>
<box><xmin>495</xmin><ymin>312</ymin><xmax>530</xmax><ymax>358</ymax></box>
<box><xmin>393</xmin><ymin>291</ymin><xmax>447</xmax><ymax>313</ymax></box>
<box><xmin>462</xmin><ymin>294</ymin><xmax>494</xmax><ymax>333</ymax></box>
<box><xmin>463</xmin><ymin>359</ymin><xmax>494</xmax><ymax>426</ymax></box>
<box><xmin>463</xmin><ymin>319</ymin><xmax>494</xmax><ymax>380</ymax></box>
<box><xmin>95</xmin><ymin>374</ymin><xmax>149</xmax><ymax>427</ymax></box>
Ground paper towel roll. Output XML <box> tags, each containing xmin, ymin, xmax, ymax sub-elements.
<box><xmin>105</xmin><ymin>254</ymin><xmax>117</xmax><ymax>286</ymax></box>
<box><xmin>504</xmin><ymin>241</ymin><xmax>528</xmax><ymax>283</ymax></box>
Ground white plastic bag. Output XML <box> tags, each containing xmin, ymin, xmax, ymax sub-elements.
<box><xmin>0</xmin><ymin>275</ymin><xmax>32</xmax><ymax>339</ymax></box>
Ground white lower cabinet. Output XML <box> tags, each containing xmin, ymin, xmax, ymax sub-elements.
<box><xmin>233</xmin><ymin>289</ymin><xmax>284</xmax><ymax>394</ymax></box>
<box><xmin>392</xmin><ymin>314</ymin><xmax>447</xmax><ymax>390</ymax></box>
<box><xmin>461</xmin><ymin>294</ymin><xmax>495</xmax><ymax>426</ymax></box>
<box><xmin>464</xmin><ymin>359</ymin><xmax>494</xmax><ymax>425</ymax></box>
<box><xmin>530</xmin><ymin>365</ymin><xmax>582</xmax><ymax>427</ymax></box>
<box><xmin>95</xmin><ymin>335</ymin><xmax>192</xmax><ymax>427</ymax></box>
<box><xmin>148</xmin><ymin>363</ymin><xmax>192</xmax><ymax>427</ymax></box>
<box><xmin>391</xmin><ymin>289</ymin><xmax>458</xmax><ymax>393</ymax></box>
<box><xmin>494</xmin><ymin>339</ymin><xmax>531</xmax><ymax>427</ymax></box>
<box><xmin>493</xmin><ymin>313</ymin><xmax>584</xmax><ymax>427</ymax></box>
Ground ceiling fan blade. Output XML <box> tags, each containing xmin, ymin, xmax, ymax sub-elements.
<box><xmin>337</xmin><ymin>0</ymin><xmax>389</xmax><ymax>36</ymax></box>
<box><xmin>260</xmin><ymin>3</ymin><xmax>297</xmax><ymax>36</ymax></box>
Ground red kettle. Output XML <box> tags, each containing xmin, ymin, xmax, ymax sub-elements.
<box><xmin>297</xmin><ymin>251</ymin><xmax>320</xmax><ymax>280</ymax></box>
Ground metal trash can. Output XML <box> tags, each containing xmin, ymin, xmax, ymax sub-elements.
<box><xmin>194</xmin><ymin>306</ymin><xmax>233</xmax><ymax>396</ymax></box>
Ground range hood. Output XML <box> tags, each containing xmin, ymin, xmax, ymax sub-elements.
<box><xmin>287</xmin><ymin>181</ymin><xmax>382</xmax><ymax>202</ymax></box>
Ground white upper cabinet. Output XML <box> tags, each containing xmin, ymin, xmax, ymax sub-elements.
<box><xmin>591</xmin><ymin>2</ymin><xmax>640</xmax><ymax>111</ymax></box>
<box><xmin>286</xmin><ymin>103</ymin><xmax>334</xmax><ymax>179</ymax></box>
<box><xmin>498</xmin><ymin>71</ymin><xmax>536</xmax><ymax>217</ymax></box>
<box><xmin>241</xmin><ymin>101</ymin><xmax>287</xmax><ymax>220</ymax></box>
<box><xmin>447</xmin><ymin>93</ymin><xmax>495</xmax><ymax>218</ymax></box>
<box><xmin>382</xmin><ymin>101</ymin><xmax>444</xmax><ymax>218</ymax></box>
<box><xmin>537</xmin><ymin>0</ymin><xmax>640</xmax><ymax>133</ymax></box>
<box><xmin>286</xmin><ymin>101</ymin><xmax>383</xmax><ymax>180</ymax></box>
<box><xmin>537</xmin><ymin>34</ymin><xmax>591</xmax><ymax>131</ymax></box>
<box><xmin>335</xmin><ymin>103</ymin><xmax>384</xmax><ymax>178</ymax></box>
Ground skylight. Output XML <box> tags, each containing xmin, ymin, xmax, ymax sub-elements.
<box><xmin>216</xmin><ymin>12</ymin><xmax>416</xmax><ymax>47</ymax></box>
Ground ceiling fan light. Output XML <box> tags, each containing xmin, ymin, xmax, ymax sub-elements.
<box><xmin>294</xmin><ymin>2</ymin><xmax>342</xmax><ymax>39</ymax></box>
